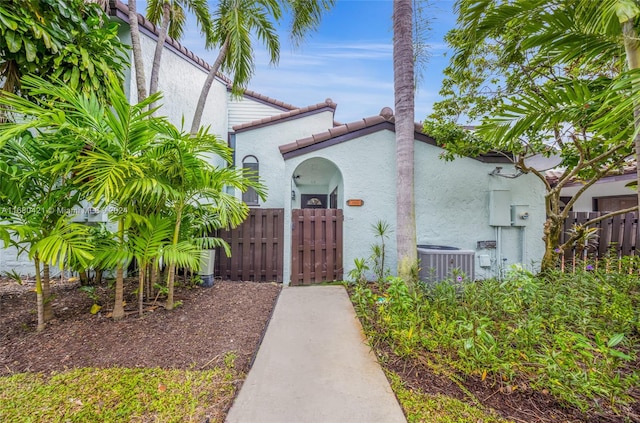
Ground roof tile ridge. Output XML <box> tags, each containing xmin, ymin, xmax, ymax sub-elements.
<box><xmin>232</xmin><ymin>99</ymin><xmax>337</xmax><ymax>131</ymax></box>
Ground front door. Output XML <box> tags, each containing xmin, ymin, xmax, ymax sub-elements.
<box><xmin>291</xmin><ymin>208</ymin><xmax>343</xmax><ymax>285</ymax></box>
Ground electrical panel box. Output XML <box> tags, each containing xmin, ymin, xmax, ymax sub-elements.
<box><xmin>511</xmin><ymin>205</ymin><xmax>530</xmax><ymax>226</ymax></box>
<box><xmin>489</xmin><ymin>190</ymin><xmax>511</xmax><ymax>226</ymax></box>
<box><xmin>478</xmin><ymin>254</ymin><xmax>492</xmax><ymax>268</ymax></box>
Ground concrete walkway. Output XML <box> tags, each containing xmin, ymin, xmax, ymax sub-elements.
<box><xmin>225</xmin><ymin>285</ymin><xmax>406</xmax><ymax>423</ymax></box>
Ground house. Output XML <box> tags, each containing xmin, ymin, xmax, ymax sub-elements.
<box><xmin>232</xmin><ymin>104</ymin><xmax>546</xmax><ymax>283</ymax></box>
<box><xmin>547</xmin><ymin>164</ymin><xmax>638</xmax><ymax>213</ymax></box>
<box><xmin>0</xmin><ymin>0</ymin><xmax>547</xmax><ymax>283</ymax></box>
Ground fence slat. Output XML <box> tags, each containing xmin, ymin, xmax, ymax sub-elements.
<box><xmin>215</xmin><ymin>208</ymin><xmax>284</xmax><ymax>282</ymax></box>
<box><xmin>563</xmin><ymin>211</ymin><xmax>638</xmax><ymax>261</ymax></box>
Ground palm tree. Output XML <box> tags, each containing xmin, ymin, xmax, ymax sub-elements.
<box><xmin>393</xmin><ymin>0</ymin><xmax>417</xmax><ymax>280</ymax></box>
<box><xmin>190</xmin><ymin>0</ymin><xmax>335</xmax><ymax>133</ymax></box>
<box><xmin>127</xmin><ymin>214</ymin><xmax>199</xmax><ymax>316</ymax></box>
<box><xmin>190</xmin><ymin>0</ymin><xmax>280</xmax><ymax>133</ymax></box>
<box><xmin>128</xmin><ymin>0</ymin><xmax>148</xmax><ymax>103</ymax></box>
<box><xmin>0</xmin><ymin>74</ymin><xmax>169</xmax><ymax>320</ymax></box>
<box><xmin>146</xmin><ymin>0</ymin><xmax>215</xmax><ymax>104</ymax></box>
<box><xmin>0</xmin><ymin>134</ymin><xmax>92</xmax><ymax>331</ymax></box>
<box><xmin>71</xmin><ymin>85</ymin><xmax>170</xmax><ymax>320</ymax></box>
<box><xmin>151</xmin><ymin>122</ymin><xmax>265</xmax><ymax>309</ymax></box>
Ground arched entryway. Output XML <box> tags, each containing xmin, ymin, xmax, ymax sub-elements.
<box><xmin>290</xmin><ymin>158</ymin><xmax>344</xmax><ymax>285</ymax></box>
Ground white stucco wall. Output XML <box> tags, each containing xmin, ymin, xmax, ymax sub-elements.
<box><xmin>282</xmin><ymin>130</ymin><xmax>546</xmax><ymax>284</ymax></box>
<box><xmin>118</xmin><ymin>24</ymin><xmax>229</xmax><ymax>163</ymax></box>
<box><xmin>0</xmin><ymin>245</ymin><xmax>38</xmax><ymax>276</ymax></box>
<box><xmin>413</xmin><ymin>141</ymin><xmax>546</xmax><ymax>278</ymax></box>
<box><xmin>560</xmin><ymin>174</ymin><xmax>636</xmax><ymax>211</ymax></box>
<box><xmin>233</xmin><ymin>111</ymin><xmax>337</xmax><ymax>208</ymax></box>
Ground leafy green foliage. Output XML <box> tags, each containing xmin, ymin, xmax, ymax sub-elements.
<box><xmin>0</xmin><ymin>0</ymin><xmax>126</xmax><ymax>97</ymax></box>
<box><xmin>370</xmin><ymin>220</ymin><xmax>392</xmax><ymax>286</ymax></box>
<box><xmin>427</xmin><ymin>0</ymin><xmax>640</xmax><ymax>271</ymax></box>
<box><xmin>352</xmin><ymin>266</ymin><xmax>639</xmax><ymax>414</ymax></box>
<box><xmin>0</xmin><ymin>75</ymin><xmax>265</xmax><ymax>322</ymax></box>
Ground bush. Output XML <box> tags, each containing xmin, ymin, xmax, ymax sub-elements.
<box><xmin>352</xmin><ymin>265</ymin><xmax>639</xmax><ymax>414</ymax></box>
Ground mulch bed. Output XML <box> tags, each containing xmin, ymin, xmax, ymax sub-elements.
<box><xmin>382</xmin><ymin>344</ymin><xmax>640</xmax><ymax>423</ymax></box>
<box><xmin>363</xmin><ymin>313</ymin><xmax>640</xmax><ymax>423</ymax></box>
<box><xmin>0</xmin><ymin>279</ymin><xmax>281</xmax><ymax>377</ymax></box>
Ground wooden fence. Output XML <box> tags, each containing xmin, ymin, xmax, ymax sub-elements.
<box><xmin>561</xmin><ymin>211</ymin><xmax>640</xmax><ymax>259</ymax></box>
<box><xmin>215</xmin><ymin>208</ymin><xmax>284</xmax><ymax>282</ymax></box>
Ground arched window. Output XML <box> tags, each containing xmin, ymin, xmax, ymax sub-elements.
<box><xmin>242</xmin><ymin>155</ymin><xmax>259</xmax><ymax>205</ymax></box>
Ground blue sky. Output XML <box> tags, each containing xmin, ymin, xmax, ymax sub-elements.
<box><xmin>149</xmin><ymin>0</ymin><xmax>458</xmax><ymax>123</ymax></box>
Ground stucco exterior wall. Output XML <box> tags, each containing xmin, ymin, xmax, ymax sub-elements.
<box><xmin>0</xmin><ymin>244</ymin><xmax>39</xmax><ymax>276</ymax></box>
<box><xmin>560</xmin><ymin>175</ymin><xmax>636</xmax><ymax>211</ymax></box>
<box><xmin>282</xmin><ymin>130</ymin><xmax>546</xmax><ymax>283</ymax></box>
<box><xmin>118</xmin><ymin>24</ymin><xmax>229</xmax><ymax>156</ymax></box>
<box><xmin>414</xmin><ymin>141</ymin><xmax>546</xmax><ymax>279</ymax></box>
<box><xmin>233</xmin><ymin>111</ymin><xmax>337</xmax><ymax>208</ymax></box>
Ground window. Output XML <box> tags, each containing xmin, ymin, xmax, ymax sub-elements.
<box><xmin>242</xmin><ymin>156</ymin><xmax>259</xmax><ymax>205</ymax></box>
<box><xmin>301</xmin><ymin>194</ymin><xmax>327</xmax><ymax>209</ymax></box>
<box><xmin>593</xmin><ymin>195</ymin><xmax>637</xmax><ymax>212</ymax></box>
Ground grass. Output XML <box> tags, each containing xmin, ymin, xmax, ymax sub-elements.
<box><xmin>0</xmin><ymin>362</ymin><xmax>238</xmax><ymax>422</ymax></box>
<box><xmin>351</xmin><ymin>262</ymin><xmax>640</xmax><ymax>418</ymax></box>
<box><xmin>386</xmin><ymin>371</ymin><xmax>510</xmax><ymax>423</ymax></box>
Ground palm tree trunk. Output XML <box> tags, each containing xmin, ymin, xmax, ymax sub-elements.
<box><xmin>148</xmin><ymin>0</ymin><xmax>171</xmax><ymax>109</ymax></box>
<box><xmin>34</xmin><ymin>256</ymin><xmax>45</xmax><ymax>331</ymax></box>
<box><xmin>621</xmin><ymin>19</ymin><xmax>640</xmax><ymax>219</ymax></box>
<box><xmin>138</xmin><ymin>266</ymin><xmax>145</xmax><ymax>317</ymax></box>
<box><xmin>79</xmin><ymin>269</ymin><xmax>89</xmax><ymax>285</ymax></box>
<box><xmin>190</xmin><ymin>36</ymin><xmax>230</xmax><ymax>134</ymax></box>
<box><xmin>166</xmin><ymin>205</ymin><xmax>183</xmax><ymax>310</ymax></box>
<box><xmin>150</xmin><ymin>261</ymin><xmax>157</xmax><ymax>298</ymax></box>
<box><xmin>127</xmin><ymin>0</ymin><xmax>148</xmax><ymax>103</ymax></box>
<box><xmin>393</xmin><ymin>0</ymin><xmax>417</xmax><ymax>281</ymax></box>
<box><xmin>113</xmin><ymin>219</ymin><xmax>126</xmax><ymax>320</ymax></box>
<box><xmin>42</xmin><ymin>263</ymin><xmax>53</xmax><ymax>322</ymax></box>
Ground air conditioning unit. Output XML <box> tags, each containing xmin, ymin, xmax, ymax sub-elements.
<box><xmin>417</xmin><ymin>245</ymin><xmax>475</xmax><ymax>284</ymax></box>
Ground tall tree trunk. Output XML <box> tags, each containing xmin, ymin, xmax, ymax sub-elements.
<box><xmin>190</xmin><ymin>36</ymin><xmax>230</xmax><ymax>134</ymax></box>
<box><xmin>393</xmin><ymin>0</ymin><xmax>417</xmax><ymax>280</ymax></box>
<box><xmin>540</xmin><ymin>215</ymin><xmax>564</xmax><ymax>273</ymax></box>
<box><xmin>113</xmin><ymin>219</ymin><xmax>126</xmax><ymax>320</ymax></box>
<box><xmin>138</xmin><ymin>266</ymin><xmax>145</xmax><ymax>317</ymax></box>
<box><xmin>148</xmin><ymin>0</ymin><xmax>171</xmax><ymax>109</ymax></box>
<box><xmin>42</xmin><ymin>263</ymin><xmax>53</xmax><ymax>322</ymax></box>
<box><xmin>621</xmin><ymin>19</ymin><xmax>640</xmax><ymax>218</ymax></box>
<box><xmin>166</xmin><ymin>205</ymin><xmax>183</xmax><ymax>310</ymax></box>
<box><xmin>79</xmin><ymin>269</ymin><xmax>89</xmax><ymax>286</ymax></box>
<box><xmin>128</xmin><ymin>0</ymin><xmax>148</xmax><ymax>103</ymax></box>
<box><xmin>34</xmin><ymin>256</ymin><xmax>45</xmax><ymax>332</ymax></box>
<box><xmin>150</xmin><ymin>260</ymin><xmax>157</xmax><ymax>299</ymax></box>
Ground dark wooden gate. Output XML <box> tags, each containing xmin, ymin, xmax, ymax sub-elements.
<box><xmin>215</xmin><ymin>208</ymin><xmax>284</xmax><ymax>282</ymax></box>
<box><xmin>291</xmin><ymin>208</ymin><xmax>343</xmax><ymax>285</ymax></box>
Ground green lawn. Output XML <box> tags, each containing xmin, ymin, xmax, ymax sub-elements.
<box><xmin>0</xmin><ymin>366</ymin><xmax>237</xmax><ymax>422</ymax></box>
